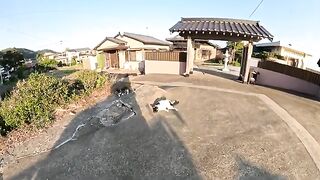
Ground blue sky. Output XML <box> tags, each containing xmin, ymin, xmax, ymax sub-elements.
<box><xmin>1</xmin><ymin>0</ymin><xmax>319</xmax><ymax>69</ymax></box>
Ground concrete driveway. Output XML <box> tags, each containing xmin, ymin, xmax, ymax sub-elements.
<box><xmin>3</xmin><ymin>74</ymin><xmax>320</xmax><ymax>179</ymax></box>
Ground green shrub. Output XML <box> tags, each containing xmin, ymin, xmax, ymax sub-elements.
<box><xmin>0</xmin><ymin>71</ymin><xmax>109</xmax><ymax>134</ymax></box>
<box><xmin>0</xmin><ymin>73</ymin><xmax>70</xmax><ymax>128</ymax></box>
<box><xmin>71</xmin><ymin>58</ymin><xmax>77</xmax><ymax>66</ymax></box>
<box><xmin>57</xmin><ymin>61</ymin><xmax>63</xmax><ymax>67</ymax></box>
<box><xmin>232</xmin><ymin>61</ymin><xmax>241</xmax><ymax>67</ymax></box>
<box><xmin>0</xmin><ymin>115</ymin><xmax>11</xmax><ymax>136</ymax></box>
<box><xmin>97</xmin><ymin>53</ymin><xmax>106</xmax><ymax>69</ymax></box>
<box><xmin>75</xmin><ymin>70</ymin><xmax>107</xmax><ymax>93</ymax></box>
<box><xmin>39</xmin><ymin>58</ymin><xmax>58</xmax><ymax>68</ymax></box>
<box><xmin>16</xmin><ymin>65</ymin><xmax>27</xmax><ymax>79</ymax></box>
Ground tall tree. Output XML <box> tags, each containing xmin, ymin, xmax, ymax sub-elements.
<box><xmin>1</xmin><ymin>50</ymin><xmax>24</xmax><ymax>68</ymax></box>
<box><xmin>226</xmin><ymin>41</ymin><xmax>244</xmax><ymax>62</ymax></box>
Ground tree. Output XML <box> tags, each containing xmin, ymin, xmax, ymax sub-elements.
<box><xmin>36</xmin><ymin>53</ymin><xmax>44</xmax><ymax>62</ymax></box>
<box><xmin>226</xmin><ymin>41</ymin><xmax>244</xmax><ymax>63</ymax></box>
<box><xmin>0</xmin><ymin>50</ymin><xmax>24</xmax><ymax>68</ymax></box>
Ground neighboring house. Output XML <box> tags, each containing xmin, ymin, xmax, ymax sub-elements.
<box><xmin>166</xmin><ymin>35</ymin><xmax>217</xmax><ymax>63</ymax></box>
<box><xmin>254</xmin><ymin>41</ymin><xmax>312</xmax><ymax>69</ymax></box>
<box><xmin>55</xmin><ymin>52</ymin><xmax>68</xmax><ymax>64</ymax></box>
<box><xmin>65</xmin><ymin>48</ymin><xmax>91</xmax><ymax>64</ymax></box>
<box><xmin>93</xmin><ymin>32</ymin><xmax>170</xmax><ymax>71</ymax></box>
<box><xmin>65</xmin><ymin>50</ymin><xmax>80</xmax><ymax>64</ymax></box>
<box><xmin>43</xmin><ymin>52</ymin><xmax>56</xmax><ymax>60</ymax></box>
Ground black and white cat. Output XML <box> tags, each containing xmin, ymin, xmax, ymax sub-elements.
<box><xmin>151</xmin><ymin>97</ymin><xmax>179</xmax><ymax>112</ymax></box>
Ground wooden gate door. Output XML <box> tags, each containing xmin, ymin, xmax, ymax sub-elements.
<box><xmin>110</xmin><ymin>51</ymin><xmax>119</xmax><ymax>68</ymax></box>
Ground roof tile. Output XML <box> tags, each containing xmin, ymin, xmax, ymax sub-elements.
<box><xmin>169</xmin><ymin>17</ymin><xmax>273</xmax><ymax>40</ymax></box>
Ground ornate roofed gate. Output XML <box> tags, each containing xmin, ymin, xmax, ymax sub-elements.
<box><xmin>169</xmin><ymin>17</ymin><xmax>273</xmax><ymax>82</ymax></box>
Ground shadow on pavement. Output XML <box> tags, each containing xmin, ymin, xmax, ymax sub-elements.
<box><xmin>235</xmin><ymin>155</ymin><xmax>286</xmax><ymax>180</ymax></box>
<box><xmin>194</xmin><ymin>68</ymin><xmax>240</xmax><ymax>81</ymax></box>
<box><xmin>8</xmin><ymin>80</ymin><xmax>201</xmax><ymax>179</ymax></box>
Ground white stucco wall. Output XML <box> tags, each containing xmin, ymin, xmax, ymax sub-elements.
<box><xmin>252</xmin><ymin>67</ymin><xmax>320</xmax><ymax>97</ymax></box>
<box><xmin>66</xmin><ymin>51</ymin><xmax>80</xmax><ymax>64</ymax></box>
<box><xmin>143</xmin><ymin>44</ymin><xmax>170</xmax><ymax>50</ymax></box>
<box><xmin>118</xmin><ymin>51</ymin><xmax>126</xmax><ymax>68</ymax></box>
<box><xmin>250</xmin><ymin>58</ymin><xmax>261</xmax><ymax>67</ymax></box>
<box><xmin>123</xmin><ymin>61</ymin><xmax>144</xmax><ymax>71</ymax></box>
<box><xmin>136</xmin><ymin>51</ymin><xmax>144</xmax><ymax>61</ymax></box>
<box><xmin>83</xmin><ymin>56</ymin><xmax>97</xmax><ymax>70</ymax></box>
<box><xmin>145</xmin><ymin>60</ymin><xmax>186</xmax><ymax>75</ymax></box>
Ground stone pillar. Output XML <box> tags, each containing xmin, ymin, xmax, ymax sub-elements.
<box><xmin>243</xmin><ymin>42</ymin><xmax>253</xmax><ymax>83</ymax></box>
<box><xmin>186</xmin><ymin>36</ymin><xmax>195</xmax><ymax>74</ymax></box>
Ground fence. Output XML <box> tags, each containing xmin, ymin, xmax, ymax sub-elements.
<box><xmin>258</xmin><ymin>60</ymin><xmax>320</xmax><ymax>85</ymax></box>
<box><xmin>145</xmin><ymin>51</ymin><xmax>187</xmax><ymax>62</ymax></box>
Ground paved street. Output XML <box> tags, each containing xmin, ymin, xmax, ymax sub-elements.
<box><xmin>4</xmin><ymin>73</ymin><xmax>320</xmax><ymax>179</ymax></box>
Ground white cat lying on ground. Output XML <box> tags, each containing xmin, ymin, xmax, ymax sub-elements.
<box><xmin>151</xmin><ymin>97</ymin><xmax>179</xmax><ymax>112</ymax></box>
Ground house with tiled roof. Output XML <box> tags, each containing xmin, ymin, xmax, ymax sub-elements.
<box><xmin>166</xmin><ymin>35</ymin><xmax>217</xmax><ymax>63</ymax></box>
<box><xmin>253</xmin><ymin>41</ymin><xmax>312</xmax><ymax>69</ymax></box>
<box><xmin>94</xmin><ymin>32</ymin><xmax>170</xmax><ymax>71</ymax></box>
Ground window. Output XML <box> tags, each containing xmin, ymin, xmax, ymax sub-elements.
<box><xmin>125</xmin><ymin>51</ymin><xmax>136</xmax><ymax>61</ymax></box>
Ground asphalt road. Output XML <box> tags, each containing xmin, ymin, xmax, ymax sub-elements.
<box><xmin>4</xmin><ymin>83</ymin><xmax>320</xmax><ymax>179</ymax></box>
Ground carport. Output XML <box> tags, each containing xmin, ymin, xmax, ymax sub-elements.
<box><xmin>169</xmin><ymin>17</ymin><xmax>273</xmax><ymax>83</ymax></box>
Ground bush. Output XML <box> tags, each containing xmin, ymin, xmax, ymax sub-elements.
<box><xmin>0</xmin><ymin>115</ymin><xmax>11</xmax><ymax>136</ymax></box>
<box><xmin>71</xmin><ymin>58</ymin><xmax>77</xmax><ymax>66</ymax></box>
<box><xmin>97</xmin><ymin>53</ymin><xmax>106</xmax><ymax>69</ymax></box>
<box><xmin>75</xmin><ymin>70</ymin><xmax>107</xmax><ymax>93</ymax></box>
<box><xmin>0</xmin><ymin>70</ymin><xmax>109</xmax><ymax>133</ymax></box>
<box><xmin>274</xmin><ymin>54</ymin><xmax>285</xmax><ymax>60</ymax></box>
<box><xmin>0</xmin><ymin>73</ymin><xmax>70</xmax><ymax>128</ymax></box>
<box><xmin>57</xmin><ymin>61</ymin><xmax>63</xmax><ymax>67</ymax></box>
<box><xmin>232</xmin><ymin>61</ymin><xmax>241</xmax><ymax>67</ymax></box>
<box><xmin>253</xmin><ymin>51</ymin><xmax>269</xmax><ymax>60</ymax></box>
<box><xmin>39</xmin><ymin>58</ymin><xmax>58</xmax><ymax>68</ymax></box>
<box><xmin>16</xmin><ymin>65</ymin><xmax>27</xmax><ymax>79</ymax></box>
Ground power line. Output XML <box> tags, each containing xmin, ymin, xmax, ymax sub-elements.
<box><xmin>249</xmin><ymin>0</ymin><xmax>264</xmax><ymax>18</ymax></box>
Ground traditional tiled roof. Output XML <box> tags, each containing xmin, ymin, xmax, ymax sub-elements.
<box><xmin>106</xmin><ymin>37</ymin><xmax>127</xmax><ymax>44</ymax></box>
<box><xmin>121</xmin><ymin>32</ymin><xmax>170</xmax><ymax>46</ymax></box>
<box><xmin>93</xmin><ymin>37</ymin><xmax>127</xmax><ymax>50</ymax></box>
<box><xmin>169</xmin><ymin>18</ymin><xmax>273</xmax><ymax>41</ymax></box>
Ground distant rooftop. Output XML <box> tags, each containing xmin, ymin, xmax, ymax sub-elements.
<box><xmin>255</xmin><ymin>41</ymin><xmax>312</xmax><ymax>56</ymax></box>
<box><xmin>118</xmin><ymin>32</ymin><xmax>170</xmax><ymax>46</ymax></box>
<box><xmin>67</xmin><ymin>47</ymin><xmax>91</xmax><ymax>52</ymax></box>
